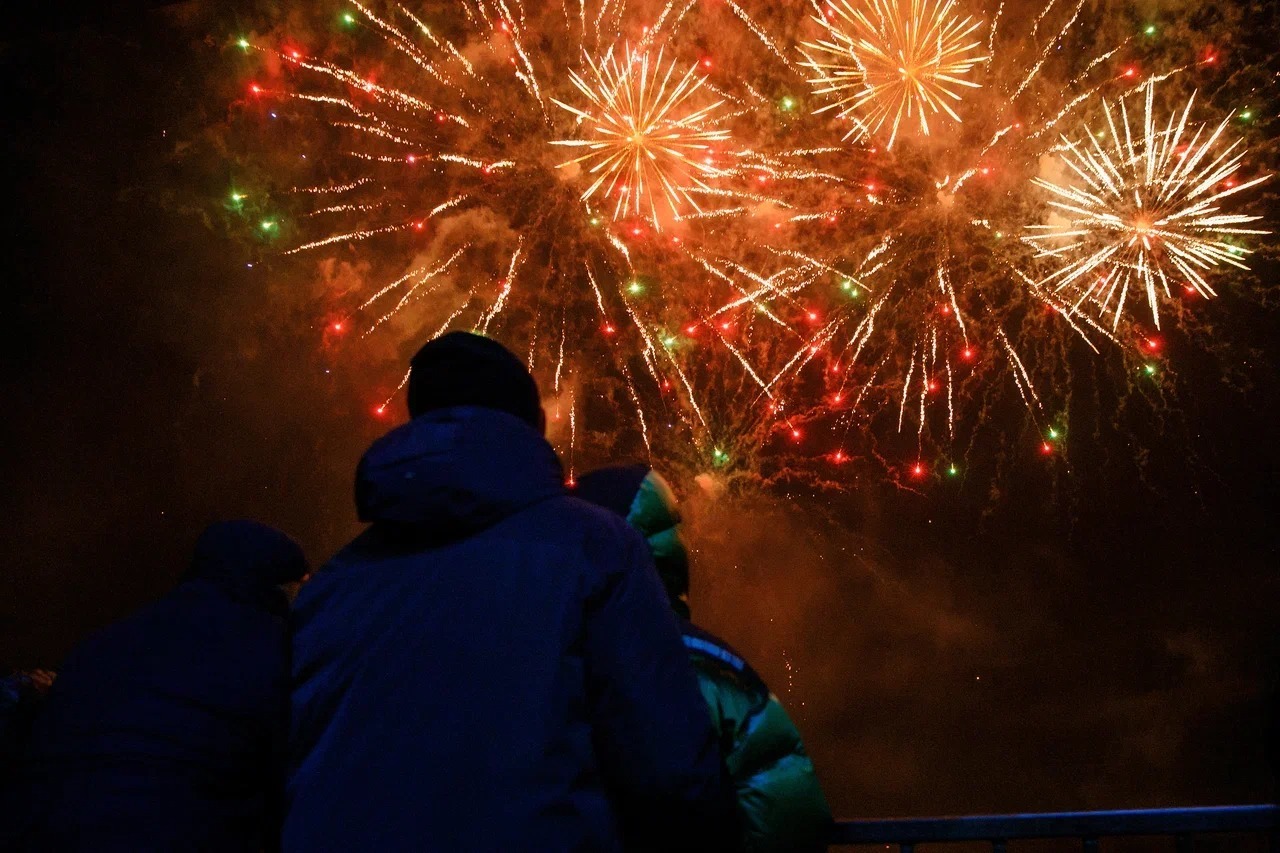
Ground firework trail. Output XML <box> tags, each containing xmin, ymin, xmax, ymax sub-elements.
<box><xmin>236</xmin><ymin>0</ymin><xmax>768</xmax><ymax>467</ymax></box>
<box><xmin>230</xmin><ymin>0</ymin><xmax>1269</xmax><ymax>484</ymax></box>
<box><xmin>655</xmin><ymin>0</ymin><xmax>1265</xmax><ymax>482</ymax></box>
<box><xmin>627</xmin><ymin>0</ymin><xmax>1108</xmax><ymax>476</ymax></box>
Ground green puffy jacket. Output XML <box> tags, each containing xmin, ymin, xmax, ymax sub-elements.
<box><xmin>575</xmin><ymin>465</ymin><xmax>833</xmax><ymax>852</ymax></box>
<box><xmin>683</xmin><ymin>622</ymin><xmax>832</xmax><ymax>851</ymax></box>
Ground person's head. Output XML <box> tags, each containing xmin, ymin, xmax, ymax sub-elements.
<box><xmin>574</xmin><ymin>465</ymin><xmax>690</xmax><ymax>619</ymax></box>
<box><xmin>185</xmin><ymin>520</ymin><xmax>308</xmax><ymax>605</ymax></box>
<box><xmin>407</xmin><ymin>331</ymin><xmax>545</xmax><ymax>433</ymax></box>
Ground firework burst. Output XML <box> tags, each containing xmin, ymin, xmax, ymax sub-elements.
<box><xmin>551</xmin><ymin>45</ymin><xmax>732</xmax><ymax>227</ymax></box>
<box><xmin>801</xmin><ymin>0</ymin><xmax>988</xmax><ymax>149</ymax></box>
<box><xmin>1027</xmin><ymin>80</ymin><xmax>1270</xmax><ymax>330</ymax></box>
<box><xmin>236</xmin><ymin>0</ymin><xmax>775</xmax><ymax>475</ymax></box>
<box><xmin>673</xmin><ymin>0</ymin><xmax>1126</xmax><ymax>472</ymax></box>
<box><xmin>230</xmin><ymin>0</ymin><xmax>1271</xmax><ymax>485</ymax></box>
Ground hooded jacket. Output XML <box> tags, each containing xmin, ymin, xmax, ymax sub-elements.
<box><xmin>575</xmin><ymin>465</ymin><xmax>833</xmax><ymax>852</ymax></box>
<box><xmin>284</xmin><ymin>407</ymin><xmax>733</xmax><ymax>852</ymax></box>
<box><xmin>7</xmin><ymin>520</ymin><xmax>307</xmax><ymax>852</ymax></box>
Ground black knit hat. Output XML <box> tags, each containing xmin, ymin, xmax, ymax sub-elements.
<box><xmin>186</xmin><ymin>520</ymin><xmax>308</xmax><ymax>586</ymax></box>
<box><xmin>407</xmin><ymin>331</ymin><xmax>543</xmax><ymax>429</ymax></box>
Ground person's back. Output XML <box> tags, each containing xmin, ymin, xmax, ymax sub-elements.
<box><xmin>576</xmin><ymin>464</ymin><xmax>833</xmax><ymax>853</ymax></box>
<box><xmin>9</xmin><ymin>520</ymin><xmax>307</xmax><ymax>852</ymax></box>
<box><xmin>286</xmin><ymin>333</ymin><xmax>732</xmax><ymax>852</ymax></box>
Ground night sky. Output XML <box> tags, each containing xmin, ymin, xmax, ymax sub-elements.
<box><xmin>2</xmin><ymin>1</ymin><xmax>1278</xmax><ymax>819</ymax></box>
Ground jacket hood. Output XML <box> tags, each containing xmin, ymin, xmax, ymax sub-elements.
<box><xmin>356</xmin><ymin>405</ymin><xmax>565</xmax><ymax>536</ymax></box>
<box><xmin>183</xmin><ymin>520</ymin><xmax>308</xmax><ymax>612</ymax></box>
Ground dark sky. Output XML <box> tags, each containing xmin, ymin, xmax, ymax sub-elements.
<box><xmin>1</xmin><ymin>0</ymin><xmax>1277</xmax><ymax>819</ymax></box>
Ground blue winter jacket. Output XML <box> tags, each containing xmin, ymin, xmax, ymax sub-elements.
<box><xmin>6</xmin><ymin>521</ymin><xmax>306</xmax><ymax>852</ymax></box>
<box><xmin>284</xmin><ymin>407</ymin><xmax>733</xmax><ymax>852</ymax></box>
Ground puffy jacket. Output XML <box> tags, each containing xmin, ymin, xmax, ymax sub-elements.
<box><xmin>575</xmin><ymin>465</ymin><xmax>833</xmax><ymax>852</ymax></box>
<box><xmin>682</xmin><ymin>624</ymin><xmax>832</xmax><ymax>852</ymax></box>
<box><xmin>6</xmin><ymin>521</ymin><xmax>307</xmax><ymax>852</ymax></box>
<box><xmin>285</xmin><ymin>407</ymin><xmax>734</xmax><ymax>852</ymax></box>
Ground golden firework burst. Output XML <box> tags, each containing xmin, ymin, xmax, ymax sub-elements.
<box><xmin>801</xmin><ymin>0</ymin><xmax>987</xmax><ymax>148</ymax></box>
<box><xmin>551</xmin><ymin>45</ymin><xmax>731</xmax><ymax>227</ymax></box>
<box><xmin>1027</xmin><ymin>80</ymin><xmax>1270</xmax><ymax>329</ymax></box>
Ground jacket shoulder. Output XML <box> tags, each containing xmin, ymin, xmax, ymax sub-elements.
<box><xmin>538</xmin><ymin>494</ymin><xmax>644</xmax><ymax>540</ymax></box>
<box><xmin>310</xmin><ymin>494</ymin><xmax>648</xmax><ymax>594</ymax></box>
<box><xmin>683</xmin><ymin>625</ymin><xmax>768</xmax><ymax>699</ymax></box>
<box><xmin>484</xmin><ymin>493</ymin><xmax>650</xmax><ymax>571</ymax></box>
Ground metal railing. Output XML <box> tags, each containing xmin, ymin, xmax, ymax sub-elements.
<box><xmin>831</xmin><ymin>805</ymin><xmax>1278</xmax><ymax>851</ymax></box>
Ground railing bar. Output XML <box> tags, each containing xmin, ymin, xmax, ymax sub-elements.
<box><xmin>828</xmin><ymin>805</ymin><xmax>1279</xmax><ymax>846</ymax></box>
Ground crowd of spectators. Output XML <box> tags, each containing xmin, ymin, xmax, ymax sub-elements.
<box><xmin>0</xmin><ymin>332</ymin><xmax>829</xmax><ymax>852</ymax></box>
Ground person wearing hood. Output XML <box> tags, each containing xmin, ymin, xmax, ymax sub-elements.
<box><xmin>575</xmin><ymin>465</ymin><xmax>833</xmax><ymax>853</ymax></box>
<box><xmin>5</xmin><ymin>520</ymin><xmax>308</xmax><ymax>851</ymax></box>
<box><xmin>285</xmin><ymin>332</ymin><xmax>734</xmax><ymax>852</ymax></box>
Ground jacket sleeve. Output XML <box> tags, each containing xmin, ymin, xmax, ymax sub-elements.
<box><xmin>582</xmin><ymin>527</ymin><xmax>737</xmax><ymax>851</ymax></box>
